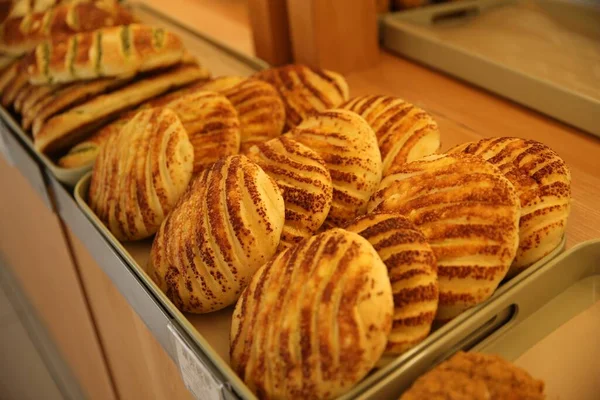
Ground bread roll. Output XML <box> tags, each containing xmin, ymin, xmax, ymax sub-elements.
<box><xmin>253</xmin><ymin>64</ymin><xmax>349</xmax><ymax>129</ymax></box>
<box><xmin>346</xmin><ymin>213</ymin><xmax>438</xmax><ymax>355</ymax></box>
<box><xmin>291</xmin><ymin>109</ymin><xmax>382</xmax><ymax>227</ymax></box>
<box><xmin>24</xmin><ymin>24</ymin><xmax>186</xmax><ymax>84</ymax></box>
<box><xmin>368</xmin><ymin>154</ymin><xmax>520</xmax><ymax>322</ymax></box>
<box><xmin>200</xmin><ymin>76</ymin><xmax>247</xmax><ymax>92</ymax></box>
<box><xmin>34</xmin><ymin>64</ymin><xmax>209</xmax><ymax>154</ymax></box>
<box><xmin>88</xmin><ymin>108</ymin><xmax>194</xmax><ymax>241</ymax></box>
<box><xmin>246</xmin><ymin>136</ymin><xmax>333</xmax><ymax>249</ymax></box>
<box><xmin>149</xmin><ymin>155</ymin><xmax>285</xmax><ymax>313</ymax></box>
<box><xmin>230</xmin><ymin>228</ymin><xmax>393</xmax><ymax>400</ymax></box>
<box><xmin>0</xmin><ymin>1</ymin><xmax>134</xmax><ymax>57</ymax></box>
<box><xmin>340</xmin><ymin>95</ymin><xmax>440</xmax><ymax>174</ymax></box>
<box><xmin>447</xmin><ymin>137</ymin><xmax>571</xmax><ymax>277</ymax></box>
<box><xmin>400</xmin><ymin>352</ymin><xmax>545</xmax><ymax>400</ymax></box>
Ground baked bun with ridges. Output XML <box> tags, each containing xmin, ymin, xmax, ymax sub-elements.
<box><xmin>291</xmin><ymin>109</ymin><xmax>382</xmax><ymax>227</ymax></box>
<box><xmin>253</xmin><ymin>64</ymin><xmax>349</xmax><ymax>129</ymax></box>
<box><xmin>24</xmin><ymin>24</ymin><xmax>186</xmax><ymax>84</ymax></box>
<box><xmin>149</xmin><ymin>155</ymin><xmax>285</xmax><ymax>313</ymax></box>
<box><xmin>447</xmin><ymin>137</ymin><xmax>571</xmax><ymax>277</ymax></box>
<box><xmin>400</xmin><ymin>352</ymin><xmax>545</xmax><ymax>400</ymax></box>
<box><xmin>200</xmin><ymin>76</ymin><xmax>247</xmax><ymax>92</ymax></box>
<box><xmin>340</xmin><ymin>95</ymin><xmax>440</xmax><ymax>174</ymax></box>
<box><xmin>245</xmin><ymin>136</ymin><xmax>333</xmax><ymax>250</ymax></box>
<box><xmin>368</xmin><ymin>154</ymin><xmax>520</xmax><ymax>322</ymax></box>
<box><xmin>230</xmin><ymin>228</ymin><xmax>393</xmax><ymax>400</ymax></box>
<box><xmin>346</xmin><ymin>213</ymin><xmax>438</xmax><ymax>355</ymax></box>
<box><xmin>88</xmin><ymin>108</ymin><xmax>193</xmax><ymax>241</ymax></box>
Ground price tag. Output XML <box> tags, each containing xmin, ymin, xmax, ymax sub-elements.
<box><xmin>0</xmin><ymin>125</ymin><xmax>14</xmax><ymax>167</ymax></box>
<box><xmin>168</xmin><ymin>323</ymin><xmax>224</xmax><ymax>400</ymax></box>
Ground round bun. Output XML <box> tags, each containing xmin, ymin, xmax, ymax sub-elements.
<box><xmin>447</xmin><ymin>137</ymin><xmax>571</xmax><ymax>277</ymax></box>
<box><xmin>368</xmin><ymin>154</ymin><xmax>520</xmax><ymax>322</ymax></box>
<box><xmin>230</xmin><ymin>228</ymin><xmax>393</xmax><ymax>400</ymax></box>
<box><xmin>292</xmin><ymin>109</ymin><xmax>382</xmax><ymax>227</ymax></box>
<box><xmin>341</xmin><ymin>95</ymin><xmax>440</xmax><ymax>174</ymax></box>
<box><xmin>346</xmin><ymin>213</ymin><xmax>438</xmax><ymax>355</ymax></box>
<box><xmin>400</xmin><ymin>352</ymin><xmax>545</xmax><ymax>400</ymax></box>
<box><xmin>148</xmin><ymin>155</ymin><xmax>285</xmax><ymax>313</ymax></box>
<box><xmin>254</xmin><ymin>64</ymin><xmax>349</xmax><ymax>129</ymax></box>
<box><xmin>89</xmin><ymin>108</ymin><xmax>193</xmax><ymax>241</ymax></box>
<box><xmin>154</xmin><ymin>90</ymin><xmax>241</xmax><ymax>173</ymax></box>
<box><xmin>245</xmin><ymin>136</ymin><xmax>333</xmax><ymax>250</ymax></box>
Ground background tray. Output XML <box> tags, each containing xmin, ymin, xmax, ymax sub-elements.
<box><xmin>75</xmin><ymin>172</ymin><xmax>566</xmax><ymax>400</ymax></box>
<box><xmin>382</xmin><ymin>0</ymin><xmax>600</xmax><ymax>138</ymax></box>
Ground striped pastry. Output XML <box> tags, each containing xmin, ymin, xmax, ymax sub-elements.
<box><xmin>368</xmin><ymin>154</ymin><xmax>520</xmax><ymax>322</ymax></box>
<box><xmin>88</xmin><ymin>108</ymin><xmax>194</xmax><ymax>241</ymax></box>
<box><xmin>291</xmin><ymin>109</ymin><xmax>382</xmax><ymax>227</ymax></box>
<box><xmin>23</xmin><ymin>24</ymin><xmax>186</xmax><ymax>85</ymax></box>
<box><xmin>346</xmin><ymin>213</ymin><xmax>438</xmax><ymax>356</ymax></box>
<box><xmin>230</xmin><ymin>228</ymin><xmax>393</xmax><ymax>400</ymax></box>
<box><xmin>340</xmin><ymin>95</ymin><xmax>440</xmax><ymax>174</ymax></box>
<box><xmin>400</xmin><ymin>352</ymin><xmax>545</xmax><ymax>400</ymax></box>
<box><xmin>34</xmin><ymin>64</ymin><xmax>209</xmax><ymax>155</ymax></box>
<box><xmin>253</xmin><ymin>64</ymin><xmax>350</xmax><ymax>129</ymax></box>
<box><xmin>245</xmin><ymin>136</ymin><xmax>333</xmax><ymax>250</ymax></box>
<box><xmin>148</xmin><ymin>155</ymin><xmax>285</xmax><ymax>313</ymax></box>
<box><xmin>0</xmin><ymin>1</ymin><xmax>134</xmax><ymax>57</ymax></box>
<box><xmin>447</xmin><ymin>137</ymin><xmax>571</xmax><ymax>277</ymax></box>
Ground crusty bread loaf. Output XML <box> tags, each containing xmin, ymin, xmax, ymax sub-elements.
<box><xmin>25</xmin><ymin>74</ymin><xmax>134</xmax><ymax>131</ymax></box>
<box><xmin>148</xmin><ymin>155</ymin><xmax>285</xmax><ymax>313</ymax></box>
<box><xmin>0</xmin><ymin>58</ymin><xmax>17</xmax><ymax>93</ymax></box>
<box><xmin>400</xmin><ymin>352</ymin><xmax>545</xmax><ymax>400</ymax></box>
<box><xmin>346</xmin><ymin>213</ymin><xmax>438</xmax><ymax>355</ymax></box>
<box><xmin>33</xmin><ymin>64</ymin><xmax>209</xmax><ymax>154</ymax></box>
<box><xmin>1</xmin><ymin>65</ymin><xmax>28</xmax><ymax>106</ymax></box>
<box><xmin>246</xmin><ymin>136</ymin><xmax>333</xmax><ymax>249</ymax></box>
<box><xmin>88</xmin><ymin>108</ymin><xmax>194</xmax><ymax>241</ymax></box>
<box><xmin>0</xmin><ymin>1</ymin><xmax>134</xmax><ymax>57</ymax></box>
<box><xmin>230</xmin><ymin>228</ymin><xmax>393</xmax><ymax>400</ymax></box>
<box><xmin>24</xmin><ymin>24</ymin><xmax>186</xmax><ymax>85</ymax></box>
<box><xmin>291</xmin><ymin>109</ymin><xmax>382</xmax><ymax>227</ymax></box>
<box><xmin>369</xmin><ymin>154</ymin><xmax>520</xmax><ymax>322</ymax></box>
<box><xmin>254</xmin><ymin>64</ymin><xmax>349</xmax><ymax>129</ymax></box>
<box><xmin>341</xmin><ymin>95</ymin><xmax>440</xmax><ymax>174</ymax></box>
<box><xmin>18</xmin><ymin>81</ymin><xmax>60</xmax><ymax>116</ymax></box>
<box><xmin>447</xmin><ymin>137</ymin><xmax>571</xmax><ymax>277</ymax></box>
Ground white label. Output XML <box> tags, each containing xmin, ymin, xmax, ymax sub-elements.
<box><xmin>168</xmin><ymin>323</ymin><xmax>224</xmax><ymax>400</ymax></box>
<box><xmin>0</xmin><ymin>127</ymin><xmax>14</xmax><ymax>167</ymax></box>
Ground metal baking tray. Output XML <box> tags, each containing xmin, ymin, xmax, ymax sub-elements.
<box><xmin>360</xmin><ymin>238</ymin><xmax>600</xmax><ymax>399</ymax></box>
<box><xmin>0</xmin><ymin>1</ymin><xmax>267</xmax><ymax>186</ymax></box>
<box><xmin>74</xmin><ymin>172</ymin><xmax>567</xmax><ymax>399</ymax></box>
<box><xmin>381</xmin><ymin>0</ymin><xmax>600</xmax><ymax>138</ymax></box>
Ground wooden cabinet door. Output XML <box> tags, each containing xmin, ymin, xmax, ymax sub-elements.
<box><xmin>0</xmin><ymin>157</ymin><xmax>117</xmax><ymax>400</ymax></box>
<box><xmin>65</xmin><ymin>229</ymin><xmax>193</xmax><ymax>400</ymax></box>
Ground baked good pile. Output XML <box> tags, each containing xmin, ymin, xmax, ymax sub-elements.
<box><xmin>0</xmin><ymin>4</ymin><xmax>569</xmax><ymax>398</ymax></box>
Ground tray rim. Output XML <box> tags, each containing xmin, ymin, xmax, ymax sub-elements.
<box><xmin>74</xmin><ymin>171</ymin><xmax>567</xmax><ymax>400</ymax></box>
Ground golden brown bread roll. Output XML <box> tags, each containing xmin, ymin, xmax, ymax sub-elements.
<box><xmin>245</xmin><ymin>136</ymin><xmax>333</xmax><ymax>249</ymax></box>
<box><xmin>0</xmin><ymin>1</ymin><xmax>134</xmax><ymax>57</ymax></box>
<box><xmin>368</xmin><ymin>154</ymin><xmax>520</xmax><ymax>322</ymax></box>
<box><xmin>447</xmin><ymin>137</ymin><xmax>571</xmax><ymax>277</ymax></box>
<box><xmin>346</xmin><ymin>213</ymin><xmax>438</xmax><ymax>355</ymax></box>
<box><xmin>400</xmin><ymin>352</ymin><xmax>545</xmax><ymax>400</ymax></box>
<box><xmin>291</xmin><ymin>109</ymin><xmax>382</xmax><ymax>227</ymax></box>
<box><xmin>253</xmin><ymin>64</ymin><xmax>349</xmax><ymax>129</ymax></box>
<box><xmin>88</xmin><ymin>108</ymin><xmax>194</xmax><ymax>241</ymax></box>
<box><xmin>340</xmin><ymin>95</ymin><xmax>440</xmax><ymax>174</ymax></box>
<box><xmin>199</xmin><ymin>75</ymin><xmax>247</xmax><ymax>92</ymax></box>
<box><xmin>23</xmin><ymin>24</ymin><xmax>186</xmax><ymax>85</ymax></box>
<box><xmin>230</xmin><ymin>228</ymin><xmax>393</xmax><ymax>400</ymax></box>
<box><xmin>149</xmin><ymin>155</ymin><xmax>285</xmax><ymax>313</ymax></box>
<box><xmin>34</xmin><ymin>64</ymin><xmax>209</xmax><ymax>155</ymax></box>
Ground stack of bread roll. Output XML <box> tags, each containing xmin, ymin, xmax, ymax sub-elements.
<box><xmin>0</xmin><ymin>4</ymin><xmax>573</xmax><ymax>397</ymax></box>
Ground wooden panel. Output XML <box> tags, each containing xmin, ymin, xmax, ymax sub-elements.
<box><xmin>65</xmin><ymin>228</ymin><xmax>193</xmax><ymax>400</ymax></box>
<box><xmin>247</xmin><ymin>0</ymin><xmax>292</xmax><ymax>65</ymax></box>
<box><xmin>0</xmin><ymin>157</ymin><xmax>116</xmax><ymax>400</ymax></box>
<box><xmin>286</xmin><ymin>0</ymin><xmax>379</xmax><ymax>73</ymax></box>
